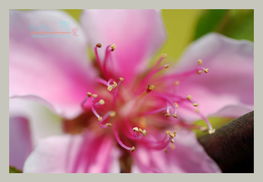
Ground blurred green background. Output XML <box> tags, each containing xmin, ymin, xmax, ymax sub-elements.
<box><xmin>64</xmin><ymin>9</ymin><xmax>253</xmax><ymax>63</ymax></box>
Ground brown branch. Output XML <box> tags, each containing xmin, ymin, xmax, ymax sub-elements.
<box><xmin>198</xmin><ymin>111</ymin><xmax>254</xmax><ymax>173</ymax></box>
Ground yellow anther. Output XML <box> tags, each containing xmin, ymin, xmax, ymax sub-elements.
<box><xmin>197</xmin><ymin>59</ymin><xmax>203</xmax><ymax>65</ymax></box>
<box><xmin>86</xmin><ymin>92</ymin><xmax>92</xmax><ymax>97</ymax></box>
<box><xmin>107</xmin><ymin>81</ymin><xmax>118</xmax><ymax>92</ymax></box>
<box><xmin>119</xmin><ymin>77</ymin><xmax>124</xmax><ymax>81</ymax></box>
<box><xmin>92</xmin><ymin>94</ymin><xmax>98</xmax><ymax>98</ymax></box>
<box><xmin>164</xmin><ymin>112</ymin><xmax>171</xmax><ymax>117</ymax></box>
<box><xmin>172</xmin><ymin>113</ymin><xmax>178</xmax><ymax>119</ymax></box>
<box><xmin>98</xmin><ymin>99</ymin><xmax>105</xmax><ymax>105</ymax></box>
<box><xmin>138</xmin><ymin>128</ymin><xmax>147</xmax><ymax>136</ymax></box>
<box><xmin>130</xmin><ymin>146</ymin><xmax>136</xmax><ymax>152</ymax></box>
<box><xmin>105</xmin><ymin>123</ymin><xmax>112</xmax><ymax>127</ymax></box>
<box><xmin>96</xmin><ymin>43</ymin><xmax>102</xmax><ymax>48</ymax></box>
<box><xmin>141</xmin><ymin>129</ymin><xmax>147</xmax><ymax>136</ymax></box>
<box><xmin>147</xmin><ymin>84</ymin><xmax>155</xmax><ymax>93</ymax></box>
<box><xmin>192</xmin><ymin>103</ymin><xmax>199</xmax><ymax>107</ymax></box>
<box><xmin>174</xmin><ymin>80</ymin><xmax>180</xmax><ymax>86</ymax></box>
<box><xmin>98</xmin><ymin>116</ymin><xmax>103</xmax><ymax>121</ymax></box>
<box><xmin>203</xmin><ymin>68</ymin><xmax>209</xmax><ymax>73</ymax></box>
<box><xmin>170</xmin><ymin>138</ymin><xmax>175</xmax><ymax>143</ymax></box>
<box><xmin>133</xmin><ymin>127</ymin><xmax>139</xmax><ymax>132</ymax></box>
<box><xmin>196</xmin><ymin>70</ymin><xmax>203</xmax><ymax>75</ymax></box>
<box><xmin>166</xmin><ymin>131</ymin><xmax>176</xmax><ymax>138</ymax></box>
<box><xmin>164</xmin><ymin>64</ymin><xmax>170</xmax><ymax>69</ymax></box>
<box><xmin>110</xmin><ymin>44</ymin><xmax>116</xmax><ymax>51</ymax></box>
<box><xmin>208</xmin><ymin>128</ymin><xmax>216</xmax><ymax>134</ymax></box>
<box><xmin>186</xmin><ymin>95</ymin><xmax>192</xmax><ymax>101</ymax></box>
<box><xmin>109</xmin><ymin>111</ymin><xmax>116</xmax><ymax>117</ymax></box>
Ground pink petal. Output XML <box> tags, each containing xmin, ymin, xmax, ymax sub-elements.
<box><xmin>133</xmin><ymin>130</ymin><xmax>221</xmax><ymax>173</ymax></box>
<box><xmin>174</xmin><ymin>33</ymin><xmax>253</xmax><ymax>118</ymax></box>
<box><xmin>10</xmin><ymin>96</ymin><xmax>63</xmax><ymax>145</ymax></box>
<box><xmin>10</xmin><ymin>10</ymin><xmax>97</xmax><ymax>118</ymax></box>
<box><xmin>81</xmin><ymin>9</ymin><xmax>165</xmax><ymax>81</ymax></box>
<box><xmin>10</xmin><ymin>116</ymin><xmax>33</xmax><ymax>170</ymax></box>
<box><xmin>23</xmin><ymin>133</ymin><xmax>119</xmax><ymax>173</ymax></box>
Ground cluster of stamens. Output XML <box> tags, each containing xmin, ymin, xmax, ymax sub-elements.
<box><xmin>80</xmin><ymin>44</ymin><xmax>215</xmax><ymax>152</ymax></box>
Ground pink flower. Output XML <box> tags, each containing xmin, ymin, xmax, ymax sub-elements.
<box><xmin>9</xmin><ymin>10</ymin><xmax>253</xmax><ymax>173</ymax></box>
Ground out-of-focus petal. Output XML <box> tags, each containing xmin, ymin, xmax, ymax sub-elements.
<box><xmin>23</xmin><ymin>133</ymin><xmax>119</xmax><ymax>173</ymax></box>
<box><xmin>132</xmin><ymin>130</ymin><xmax>221</xmax><ymax>173</ymax></box>
<box><xmin>10</xmin><ymin>116</ymin><xmax>33</xmax><ymax>170</ymax></box>
<box><xmin>173</xmin><ymin>33</ymin><xmax>253</xmax><ymax>119</ymax></box>
<box><xmin>10</xmin><ymin>96</ymin><xmax>63</xmax><ymax>145</ymax></box>
<box><xmin>10</xmin><ymin>10</ymin><xmax>97</xmax><ymax>118</ymax></box>
<box><xmin>81</xmin><ymin>9</ymin><xmax>165</xmax><ymax>81</ymax></box>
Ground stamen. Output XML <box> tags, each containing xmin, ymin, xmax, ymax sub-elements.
<box><xmin>203</xmin><ymin>68</ymin><xmax>209</xmax><ymax>73</ymax></box>
<box><xmin>107</xmin><ymin>81</ymin><xmax>118</xmax><ymax>92</ymax></box>
<box><xmin>133</xmin><ymin>127</ymin><xmax>147</xmax><ymax>136</ymax></box>
<box><xmin>146</xmin><ymin>84</ymin><xmax>155</xmax><ymax>93</ymax></box>
<box><xmin>192</xmin><ymin>103</ymin><xmax>199</xmax><ymax>107</ymax></box>
<box><xmin>197</xmin><ymin>59</ymin><xmax>203</xmax><ymax>65</ymax></box>
<box><xmin>98</xmin><ymin>99</ymin><xmax>105</xmax><ymax>105</ymax></box>
<box><xmin>96</xmin><ymin>43</ymin><xmax>102</xmax><ymax>48</ymax></box>
<box><xmin>113</xmin><ymin>129</ymin><xmax>136</xmax><ymax>152</ymax></box>
<box><xmin>186</xmin><ymin>95</ymin><xmax>192</xmax><ymax>101</ymax></box>
<box><xmin>166</xmin><ymin>130</ymin><xmax>176</xmax><ymax>143</ymax></box>
<box><xmin>110</xmin><ymin>44</ymin><xmax>116</xmax><ymax>51</ymax></box>
<box><xmin>91</xmin><ymin>105</ymin><xmax>102</xmax><ymax>121</ymax></box>
<box><xmin>94</xmin><ymin>43</ymin><xmax>103</xmax><ymax>69</ymax></box>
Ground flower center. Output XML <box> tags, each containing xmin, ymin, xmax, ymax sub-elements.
<box><xmin>67</xmin><ymin>44</ymin><xmax>215</xmax><ymax>153</ymax></box>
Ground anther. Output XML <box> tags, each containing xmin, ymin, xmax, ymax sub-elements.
<box><xmin>147</xmin><ymin>84</ymin><xmax>155</xmax><ymax>93</ymax></box>
<box><xmin>105</xmin><ymin>123</ymin><xmax>112</xmax><ymax>127</ymax></box>
<box><xmin>164</xmin><ymin>64</ymin><xmax>170</xmax><ymax>69</ymax></box>
<box><xmin>86</xmin><ymin>92</ymin><xmax>93</xmax><ymax>97</ymax></box>
<box><xmin>130</xmin><ymin>146</ymin><xmax>136</xmax><ymax>152</ymax></box>
<box><xmin>110</xmin><ymin>44</ymin><xmax>116</xmax><ymax>51</ymax></box>
<box><xmin>109</xmin><ymin>111</ymin><xmax>116</xmax><ymax>117</ymax></box>
<box><xmin>107</xmin><ymin>81</ymin><xmax>118</xmax><ymax>92</ymax></box>
<box><xmin>203</xmin><ymin>68</ymin><xmax>209</xmax><ymax>73</ymax></box>
<box><xmin>92</xmin><ymin>94</ymin><xmax>98</xmax><ymax>98</ymax></box>
<box><xmin>133</xmin><ymin>127</ymin><xmax>139</xmax><ymax>132</ymax></box>
<box><xmin>98</xmin><ymin>116</ymin><xmax>103</xmax><ymax>122</ymax></box>
<box><xmin>208</xmin><ymin>128</ymin><xmax>216</xmax><ymax>134</ymax></box>
<box><xmin>172</xmin><ymin>113</ymin><xmax>178</xmax><ymax>118</ymax></box>
<box><xmin>186</xmin><ymin>95</ymin><xmax>192</xmax><ymax>101</ymax></box>
<box><xmin>164</xmin><ymin>112</ymin><xmax>171</xmax><ymax>117</ymax></box>
<box><xmin>96</xmin><ymin>43</ymin><xmax>102</xmax><ymax>48</ymax></box>
<box><xmin>119</xmin><ymin>77</ymin><xmax>124</xmax><ymax>81</ymax></box>
<box><xmin>196</xmin><ymin>69</ymin><xmax>203</xmax><ymax>75</ymax></box>
<box><xmin>197</xmin><ymin>59</ymin><xmax>203</xmax><ymax>65</ymax></box>
<box><xmin>98</xmin><ymin>99</ymin><xmax>105</xmax><ymax>105</ymax></box>
<box><xmin>166</xmin><ymin>130</ymin><xmax>176</xmax><ymax>138</ymax></box>
<box><xmin>192</xmin><ymin>103</ymin><xmax>199</xmax><ymax>107</ymax></box>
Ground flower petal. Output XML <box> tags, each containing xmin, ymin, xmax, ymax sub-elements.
<box><xmin>10</xmin><ymin>10</ymin><xmax>97</xmax><ymax>118</ymax></box>
<box><xmin>174</xmin><ymin>33</ymin><xmax>253</xmax><ymax>118</ymax></box>
<box><xmin>81</xmin><ymin>9</ymin><xmax>165</xmax><ymax>81</ymax></box>
<box><xmin>10</xmin><ymin>116</ymin><xmax>33</xmax><ymax>170</ymax></box>
<box><xmin>23</xmin><ymin>133</ymin><xmax>119</xmax><ymax>173</ymax></box>
<box><xmin>133</xmin><ymin>130</ymin><xmax>221</xmax><ymax>173</ymax></box>
<box><xmin>10</xmin><ymin>96</ymin><xmax>63</xmax><ymax>145</ymax></box>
